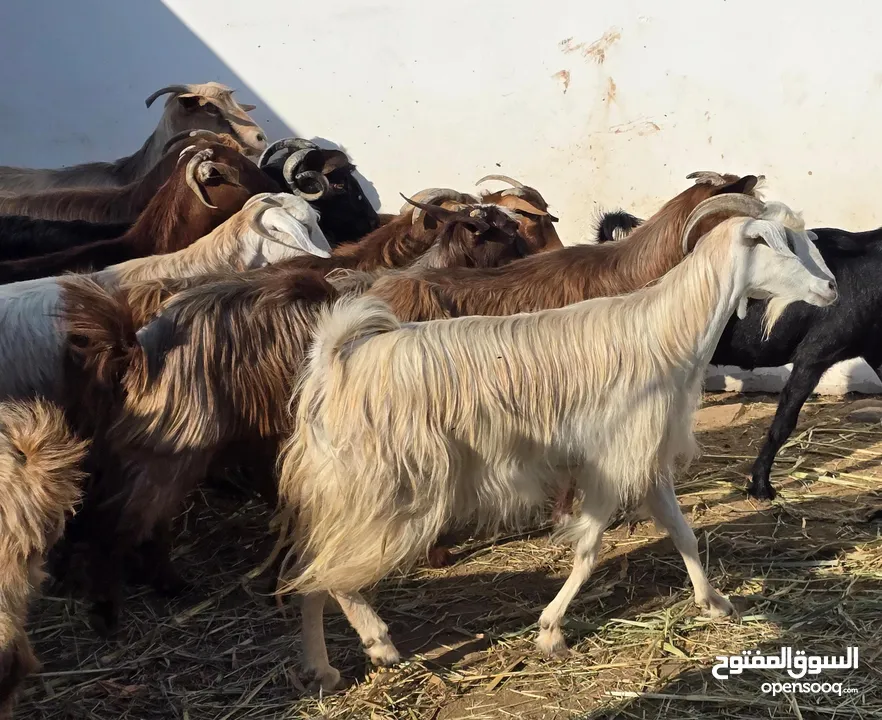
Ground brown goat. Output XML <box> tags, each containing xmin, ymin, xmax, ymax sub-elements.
<box><xmin>366</xmin><ymin>173</ymin><xmax>761</xmax><ymax>567</ymax></box>
<box><xmin>476</xmin><ymin>174</ymin><xmax>563</xmax><ymax>252</ymax></box>
<box><xmin>369</xmin><ymin>174</ymin><xmax>760</xmax><ymax>320</ymax></box>
<box><xmin>0</xmin><ymin>134</ymin><xmax>247</xmax><ymax>224</ymax></box>
<box><xmin>0</xmin><ymin>82</ymin><xmax>267</xmax><ymax>193</ymax></box>
<box><xmin>0</xmin><ymin>141</ymin><xmax>283</xmax><ymax>284</ymax></box>
<box><xmin>0</xmin><ymin>400</ymin><xmax>87</xmax><ymax>719</ymax></box>
<box><xmin>56</xmin><ymin>199</ymin><xmax>541</xmax><ymax>636</ymax></box>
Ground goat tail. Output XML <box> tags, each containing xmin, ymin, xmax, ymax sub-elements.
<box><xmin>58</xmin><ymin>276</ymin><xmax>145</xmax><ymax>389</ymax></box>
<box><xmin>276</xmin><ymin>295</ymin><xmax>439</xmax><ymax>595</ymax></box>
<box><xmin>308</xmin><ymin>294</ymin><xmax>401</xmax><ymax>373</ymax></box>
<box><xmin>595</xmin><ymin>210</ymin><xmax>643</xmax><ymax>243</ymax></box>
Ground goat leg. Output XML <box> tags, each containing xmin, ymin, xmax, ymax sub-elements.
<box><xmin>137</xmin><ymin>521</ymin><xmax>190</xmax><ymax>598</ymax></box>
<box><xmin>299</xmin><ymin>592</ymin><xmax>342</xmax><ymax>692</ymax></box>
<box><xmin>332</xmin><ymin>591</ymin><xmax>400</xmax><ymax>667</ymax></box>
<box><xmin>749</xmin><ymin>359</ymin><xmax>830</xmax><ymax>500</ymax></box>
<box><xmin>645</xmin><ymin>479</ymin><xmax>734</xmax><ymax>617</ymax></box>
<box><xmin>86</xmin><ymin>541</ymin><xmax>126</xmax><ymax>638</ymax></box>
<box><xmin>536</xmin><ymin>489</ymin><xmax>615</xmax><ymax>657</ymax></box>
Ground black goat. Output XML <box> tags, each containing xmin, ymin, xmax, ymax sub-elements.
<box><xmin>599</xmin><ymin>208</ymin><xmax>878</xmax><ymax>500</ymax></box>
<box><xmin>0</xmin><ymin>216</ymin><xmax>130</xmax><ymax>262</ymax></box>
<box><xmin>258</xmin><ymin>138</ymin><xmax>379</xmax><ymax>245</ymax></box>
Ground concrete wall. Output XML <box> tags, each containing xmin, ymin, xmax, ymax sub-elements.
<box><xmin>1</xmin><ymin>0</ymin><xmax>879</xmax><ymax>392</ymax></box>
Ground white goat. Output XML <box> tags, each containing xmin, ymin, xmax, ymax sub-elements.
<box><xmin>276</xmin><ymin>200</ymin><xmax>837</xmax><ymax>691</ymax></box>
<box><xmin>0</xmin><ymin>193</ymin><xmax>330</xmax><ymax>402</ymax></box>
<box><xmin>0</xmin><ymin>82</ymin><xmax>267</xmax><ymax>193</ymax></box>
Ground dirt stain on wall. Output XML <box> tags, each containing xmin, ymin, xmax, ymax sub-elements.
<box><xmin>552</xmin><ymin>69</ymin><xmax>571</xmax><ymax>94</ymax></box>
<box><xmin>560</xmin><ymin>28</ymin><xmax>622</xmax><ymax>64</ymax></box>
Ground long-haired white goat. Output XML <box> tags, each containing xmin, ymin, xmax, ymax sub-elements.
<box><xmin>276</xmin><ymin>199</ymin><xmax>837</xmax><ymax>691</ymax></box>
<box><xmin>0</xmin><ymin>193</ymin><xmax>330</xmax><ymax>402</ymax></box>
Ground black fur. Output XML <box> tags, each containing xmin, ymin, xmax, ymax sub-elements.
<box><xmin>713</xmin><ymin>228</ymin><xmax>881</xmax><ymax>499</ymax></box>
<box><xmin>595</xmin><ymin>210</ymin><xmax>643</xmax><ymax>243</ymax></box>
<box><xmin>261</xmin><ymin>151</ymin><xmax>379</xmax><ymax>246</ymax></box>
<box><xmin>0</xmin><ymin>215</ymin><xmax>129</xmax><ymax>261</ymax></box>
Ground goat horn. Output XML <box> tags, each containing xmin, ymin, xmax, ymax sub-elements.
<box><xmin>282</xmin><ymin>149</ymin><xmax>320</xmax><ymax>187</ymax></box>
<box><xmin>400</xmin><ymin>189</ymin><xmax>469</xmax><ymax>224</ymax></box>
<box><xmin>185</xmin><ymin>149</ymin><xmax>218</xmax><ymax>209</ymax></box>
<box><xmin>400</xmin><ymin>193</ymin><xmax>461</xmax><ymax>225</ymax></box>
<box><xmin>686</xmin><ymin>171</ymin><xmax>730</xmax><ymax>187</ymax></box>
<box><xmin>247</xmin><ymin>200</ymin><xmax>283</xmax><ymax>244</ymax></box>
<box><xmin>291</xmin><ymin>171</ymin><xmax>330</xmax><ymax>201</ymax></box>
<box><xmin>145</xmin><ymin>84</ymin><xmax>191</xmax><ymax>108</ymax></box>
<box><xmin>162</xmin><ymin>129</ymin><xmax>222</xmax><ymax>155</ymax></box>
<box><xmin>242</xmin><ymin>192</ymin><xmax>276</xmax><ymax>210</ymax></box>
<box><xmin>681</xmin><ymin>193</ymin><xmax>766</xmax><ymax>253</ymax></box>
<box><xmin>258</xmin><ymin>138</ymin><xmax>320</xmax><ymax>168</ymax></box>
<box><xmin>476</xmin><ymin>174</ymin><xmax>526</xmax><ymax>189</ymax></box>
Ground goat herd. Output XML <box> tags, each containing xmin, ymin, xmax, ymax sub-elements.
<box><xmin>0</xmin><ymin>81</ymin><xmax>873</xmax><ymax>715</ymax></box>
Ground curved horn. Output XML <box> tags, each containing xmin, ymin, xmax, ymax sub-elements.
<box><xmin>292</xmin><ymin>171</ymin><xmax>331</xmax><ymax>201</ymax></box>
<box><xmin>248</xmin><ymin>198</ymin><xmax>283</xmax><ymax>243</ymax></box>
<box><xmin>258</xmin><ymin>138</ymin><xmax>320</xmax><ymax>168</ymax></box>
<box><xmin>686</xmin><ymin>171</ymin><xmax>730</xmax><ymax>187</ymax></box>
<box><xmin>399</xmin><ymin>193</ymin><xmax>461</xmax><ymax>225</ymax></box>
<box><xmin>281</xmin><ymin>149</ymin><xmax>319</xmax><ymax>187</ymax></box>
<box><xmin>185</xmin><ymin>149</ymin><xmax>218</xmax><ymax>209</ymax></box>
<box><xmin>145</xmin><ymin>84</ymin><xmax>191</xmax><ymax>108</ymax></box>
<box><xmin>242</xmin><ymin>192</ymin><xmax>277</xmax><ymax>211</ymax></box>
<box><xmin>476</xmin><ymin>174</ymin><xmax>526</xmax><ymax>189</ymax></box>
<box><xmin>398</xmin><ymin>188</ymin><xmax>470</xmax><ymax>223</ymax></box>
<box><xmin>162</xmin><ymin>129</ymin><xmax>222</xmax><ymax>154</ymax></box>
<box><xmin>681</xmin><ymin>193</ymin><xmax>767</xmax><ymax>253</ymax></box>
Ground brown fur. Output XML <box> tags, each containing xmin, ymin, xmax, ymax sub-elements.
<box><xmin>0</xmin><ymin>401</ymin><xmax>87</xmax><ymax>718</ymax></box>
<box><xmin>368</xmin><ymin>175</ymin><xmax>760</xmax><ymax>566</ymax></box>
<box><xmin>369</xmin><ymin>175</ymin><xmax>759</xmax><ymax>320</ymax></box>
<box><xmin>481</xmin><ymin>183</ymin><xmax>563</xmax><ymax>252</ymax></box>
<box><xmin>54</xmin><ymin>202</ymin><xmax>544</xmax><ymax>633</ymax></box>
<box><xmin>0</xmin><ymin>140</ymin><xmax>282</xmax><ymax>283</ymax></box>
<box><xmin>0</xmin><ymin>135</ymin><xmax>246</xmax><ymax>224</ymax></box>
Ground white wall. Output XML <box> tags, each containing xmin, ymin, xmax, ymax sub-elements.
<box><xmin>2</xmin><ymin>0</ymin><xmax>879</xmax><ymax>392</ymax></box>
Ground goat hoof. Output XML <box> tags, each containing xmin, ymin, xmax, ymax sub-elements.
<box><xmin>536</xmin><ymin>625</ymin><xmax>569</xmax><ymax>657</ymax></box>
<box><xmin>304</xmin><ymin>665</ymin><xmax>342</xmax><ymax>694</ymax></box>
<box><xmin>697</xmin><ymin>590</ymin><xmax>735</xmax><ymax>618</ymax></box>
<box><xmin>747</xmin><ymin>479</ymin><xmax>776</xmax><ymax>501</ymax></box>
<box><xmin>426</xmin><ymin>546</ymin><xmax>454</xmax><ymax>568</ymax></box>
<box><xmin>364</xmin><ymin>638</ymin><xmax>400</xmax><ymax>667</ymax></box>
<box><xmin>88</xmin><ymin>602</ymin><xmax>120</xmax><ymax>638</ymax></box>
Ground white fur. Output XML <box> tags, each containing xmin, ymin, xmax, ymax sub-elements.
<box><xmin>276</xmin><ymin>209</ymin><xmax>836</xmax><ymax>683</ymax></box>
<box><xmin>0</xmin><ymin>193</ymin><xmax>328</xmax><ymax>402</ymax></box>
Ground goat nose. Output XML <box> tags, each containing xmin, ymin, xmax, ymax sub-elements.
<box><xmin>827</xmin><ymin>280</ymin><xmax>836</xmax><ymax>293</ymax></box>
<box><xmin>256</xmin><ymin>133</ymin><xmax>266</xmax><ymax>143</ymax></box>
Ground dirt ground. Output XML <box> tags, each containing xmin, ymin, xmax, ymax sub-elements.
<box><xmin>20</xmin><ymin>393</ymin><xmax>882</xmax><ymax>719</ymax></box>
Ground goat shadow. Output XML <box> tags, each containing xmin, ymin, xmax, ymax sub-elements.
<box><xmin>311</xmin><ymin>135</ymin><xmax>383</xmax><ymax>212</ymax></box>
<box><xmin>0</xmin><ymin>0</ymin><xmax>296</xmax><ymax>166</ymax></box>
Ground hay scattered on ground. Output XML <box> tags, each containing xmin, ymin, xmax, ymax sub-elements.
<box><xmin>20</xmin><ymin>394</ymin><xmax>882</xmax><ymax>719</ymax></box>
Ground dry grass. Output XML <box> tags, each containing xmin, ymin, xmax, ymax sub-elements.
<box><xmin>20</xmin><ymin>393</ymin><xmax>882</xmax><ymax>719</ymax></box>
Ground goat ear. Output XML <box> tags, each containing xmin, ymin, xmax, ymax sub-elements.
<box><xmin>202</xmin><ymin>163</ymin><xmax>242</xmax><ymax>188</ymax></box>
<box><xmin>321</xmin><ymin>150</ymin><xmax>351</xmax><ymax>175</ymax></box>
<box><xmin>239</xmin><ymin>103</ymin><xmax>257</xmax><ymax>112</ymax></box>
<box><xmin>719</xmin><ymin>175</ymin><xmax>758</xmax><ymax>196</ymax></box>
<box><xmin>499</xmin><ymin>196</ymin><xmax>549</xmax><ymax>217</ymax></box>
<box><xmin>742</xmin><ymin>219</ymin><xmax>791</xmax><ymax>254</ymax></box>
